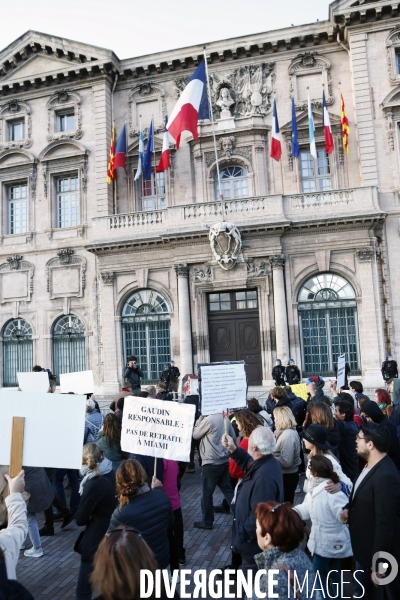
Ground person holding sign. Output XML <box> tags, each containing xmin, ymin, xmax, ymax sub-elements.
<box><xmin>192</xmin><ymin>413</ymin><xmax>236</xmax><ymax>530</ymax></box>
<box><xmin>0</xmin><ymin>470</ymin><xmax>27</xmax><ymax>579</ymax></box>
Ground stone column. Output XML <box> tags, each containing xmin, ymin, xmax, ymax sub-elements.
<box><xmin>270</xmin><ymin>255</ymin><xmax>290</xmax><ymax>363</ymax></box>
<box><xmin>174</xmin><ymin>264</ymin><xmax>193</xmax><ymax>377</ymax></box>
<box><xmin>99</xmin><ymin>271</ymin><xmax>120</xmax><ymax>393</ymax></box>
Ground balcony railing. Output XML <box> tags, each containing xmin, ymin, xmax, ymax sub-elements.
<box><xmin>91</xmin><ymin>186</ymin><xmax>381</xmax><ymax>239</ymax></box>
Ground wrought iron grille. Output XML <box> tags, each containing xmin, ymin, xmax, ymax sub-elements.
<box><xmin>53</xmin><ymin>315</ymin><xmax>86</xmax><ymax>384</ymax></box>
<box><xmin>298</xmin><ymin>274</ymin><xmax>361</xmax><ymax>377</ymax></box>
<box><xmin>3</xmin><ymin>319</ymin><xmax>33</xmax><ymax>387</ymax></box>
<box><xmin>122</xmin><ymin>290</ymin><xmax>171</xmax><ymax>384</ymax></box>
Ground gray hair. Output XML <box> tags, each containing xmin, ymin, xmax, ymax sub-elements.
<box><xmin>146</xmin><ymin>385</ymin><xmax>156</xmax><ymax>397</ymax></box>
<box><xmin>250</xmin><ymin>426</ymin><xmax>276</xmax><ymax>455</ymax></box>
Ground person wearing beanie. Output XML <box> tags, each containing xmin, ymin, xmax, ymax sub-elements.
<box><xmin>360</xmin><ymin>400</ymin><xmax>400</xmax><ymax>467</ymax></box>
<box><xmin>306</xmin><ymin>376</ymin><xmax>325</xmax><ymax>405</ymax></box>
<box><xmin>84</xmin><ymin>399</ymin><xmax>104</xmax><ymax>444</ymax></box>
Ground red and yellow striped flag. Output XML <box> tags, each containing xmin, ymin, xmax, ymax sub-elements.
<box><xmin>106</xmin><ymin>124</ymin><xmax>115</xmax><ymax>183</ymax></box>
<box><xmin>340</xmin><ymin>92</ymin><xmax>349</xmax><ymax>154</ymax></box>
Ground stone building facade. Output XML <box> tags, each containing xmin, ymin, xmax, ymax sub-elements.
<box><xmin>0</xmin><ymin>0</ymin><xmax>399</xmax><ymax>392</ymax></box>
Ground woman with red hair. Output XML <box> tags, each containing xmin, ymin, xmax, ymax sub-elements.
<box><xmin>249</xmin><ymin>501</ymin><xmax>317</xmax><ymax>600</ymax></box>
<box><xmin>374</xmin><ymin>388</ymin><xmax>392</xmax><ymax>417</ymax></box>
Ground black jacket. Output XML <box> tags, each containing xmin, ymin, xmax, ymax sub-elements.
<box><xmin>285</xmin><ymin>365</ymin><xmax>301</xmax><ymax>385</ymax></box>
<box><xmin>361</xmin><ymin>401</ymin><xmax>400</xmax><ymax>467</ymax></box>
<box><xmin>123</xmin><ymin>365</ymin><xmax>143</xmax><ymax>389</ymax></box>
<box><xmin>272</xmin><ymin>366</ymin><xmax>285</xmax><ymax>385</ymax></box>
<box><xmin>273</xmin><ymin>394</ymin><xmax>306</xmax><ymax>429</ymax></box>
<box><xmin>347</xmin><ymin>455</ymin><xmax>400</xmax><ymax>585</ymax></box>
<box><xmin>335</xmin><ymin>419</ymin><xmax>359</xmax><ymax>482</ymax></box>
<box><xmin>381</xmin><ymin>360</ymin><xmax>398</xmax><ymax>381</ymax></box>
<box><xmin>326</xmin><ymin>421</ymin><xmax>341</xmax><ymax>459</ymax></box>
<box><xmin>230</xmin><ymin>447</ymin><xmax>283</xmax><ymax>564</ymax></box>
<box><xmin>108</xmin><ymin>487</ymin><xmax>174</xmax><ymax>569</ymax></box>
<box><xmin>74</xmin><ymin>472</ymin><xmax>117</xmax><ymax>562</ymax></box>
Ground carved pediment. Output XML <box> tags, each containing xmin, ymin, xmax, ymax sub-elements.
<box><xmin>3</xmin><ymin>54</ymin><xmax>77</xmax><ymax>82</ymax></box>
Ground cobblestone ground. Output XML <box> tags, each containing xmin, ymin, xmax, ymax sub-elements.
<box><xmin>16</xmin><ymin>467</ymin><xmax>305</xmax><ymax>599</ymax></box>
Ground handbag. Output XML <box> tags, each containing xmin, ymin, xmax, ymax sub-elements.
<box><xmin>275</xmin><ymin>563</ymin><xmax>302</xmax><ymax>599</ymax></box>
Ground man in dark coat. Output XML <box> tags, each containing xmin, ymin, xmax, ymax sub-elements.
<box><xmin>360</xmin><ymin>400</ymin><xmax>400</xmax><ymax>468</ymax></box>
<box><xmin>123</xmin><ymin>355</ymin><xmax>143</xmax><ymax>396</ymax></box>
<box><xmin>340</xmin><ymin>424</ymin><xmax>400</xmax><ymax>600</ymax></box>
<box><xmin>222</xmin><ymin>426</ymin><xmax>283</xmax><ymax>573</ymax></box>
<box><xmin>382</xmin><ymin>354</ymin><xmax>398</xmax><ymax>382</ymax></box>
<box><xmin>271</xmin><ymin>360</ymin><xmax>285</xmax><ymax>386</ymax></box>
<box><xmin>285</xmin><ymin>359</ymin><xmax>301</xmax><ymax>385</ymax></box>
<box><xmin>334</xmin><ymin>399</ymin><xmax>359</xmax><ymax>482</ymax></box>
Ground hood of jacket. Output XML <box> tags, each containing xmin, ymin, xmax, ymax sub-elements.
<box><xmin>361</xmin><ymin>400</ymin><xmax>385</xmax><ymax>423</ymax></box>
<box><xmin>393</xmin><ymin>379</ymin><xmax>400</xmax><ymax>405</ymax></box>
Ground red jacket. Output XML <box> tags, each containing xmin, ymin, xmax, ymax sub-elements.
<box><xmin>229</xmin><ymin>437</ymin><xmax>248</xmax><ymax>480</ymax></box>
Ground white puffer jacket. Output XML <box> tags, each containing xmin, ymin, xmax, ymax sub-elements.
<box><xmin>294</xmin><ymin>479</ymin><xmax>352</xmax><ymax>558</ymax></box>
<box><xmin>303</xmin><ymin>452</ymin><xmax>353</xmax><ymax>495</ymax></box>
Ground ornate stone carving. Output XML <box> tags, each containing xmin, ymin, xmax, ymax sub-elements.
<box><xmin>174</xmin><ymin>264</ymin><xmax>190</xmax><ymax>277</ymax></box>
<box><xmin>100</xmin><ymin>272</ymin><xmax>115</xmax><ymax>285</ymax></box>
<box><xmin>289</xmin><ymin>52</ymin><xmax>333</xmax><ymax>109</ymax></box>
<box><xmin>216</xmin><ymin>87</ymin><xmax>235</xmax><ymax>118</ymax></box>
<box><xmin>46</xmin><ymin>90</ymin><xmax>82</xmax><ymax>141</ymax></box>
<box><xmin>227</xmin><ymin>63</ymin><xmax>275</xmax><ymax>117</ymax></box>
<box><xmin>356</xmin><ymin>247</ymin><xmax>375</xmax><ymax>262</ymax></box>
<box><xmin>269</xmin><ymin>254</ymin><xmax>285</xmax><ymax>269</ymax></box>
<box><xmin>42</xmin><ymin>168</ymin><xmax>47</xmax><ymax>199</ymax></box>
<box><xmin>46</xmin><ymin>251</ymin><xmax>87</xmax><ymax>298</ymax></box>
<box><xmin>193</xmin><ymin>266</ymin><xmax>212</xmax><ymax>283</ymax></box>
<box><xmin>29</xmin><ymin>164</ymin><xmax>37</xmax><ymax>200</ymax></box>
<box><xmin>128</xmin><ymin>82</ymin><xmax>166</xmax><ymax>135</ymax></box>
<box><xmin>57</xmin><ymin>248</ymin><xmax>74</xmax><ymax>265</ymax></box>
<box><xmin>386</xmin><ymin>26</ymin><xmax>400</xmax><ymax>84</ymax></box>
<box><xmin>0</xmin><ymin>99</ymin><xmax>32</xmax><ymax>150</ymax></box>
<box><xmin>219</xmin><ymin>136</ymin><xmax>236</xmax><ymax>158</ymax></box>
<box><xmin>247</xmin><ymin>261</ymin><xmax>267</xmax><ymax>277</ymax></box>
<box><xmin>6</xmin><ymin>255</ymin><xmax>23</xmax><ymax>270</ymax></box>
<box><xmin>285</xmin><ymin>138</ymin><xmax>294</xmax><ymax>172</ymax></box>
<box><xmin>209</xmin><ymin>222</ymin><xmax>242</xmax><ymax>271</ymax></box>
<box><xmin>81</xmin><ymin>155</ymin><xmax>88</xmax><ymax>193</ymax></box>
<box><xmin>205</xmin><ymin>146</ymin><xmax>252</xmax><ymax>170</ymax></box>
<box><xmin>384</xmin><ymin>110</ymin><xmax>395</xmax><ymax>150</ymax></box>
<box><xmin>174</xmin><ymin>77</ymin><xmax>190</xmax><ymax>99</ymax></box>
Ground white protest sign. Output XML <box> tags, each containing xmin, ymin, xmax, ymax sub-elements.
<box><xmin>121</xmin><ymin>397</ymin><xmax>195</xmax><ymax>462</ymax></box>
<box><xmin>199</xmin><ymin>361</ymin><xmax>247</xmax><ymax>415</ymax></box>
<box><xmin>336</xmin><ymin>354</ymin><xmax>346</xmax><ymax>389</ymax></box>
<box><xmin>60</xmin><ymin>370</ymin><xmax>94</xmax><ymax>394</ymax></box>
<box><xmin>0</xmin><ymin>390</ymin><xmax>86</xmax><ymax>469</ymax></box>
<box><xmin>188</xmin><ymin>376</ymin><xmax>199</xmax><ymax>396</ymax></box>
<box><xmin>17</xmin><ymin>372</ymin><xmax>49</xmax><ymax>393</ymax></box>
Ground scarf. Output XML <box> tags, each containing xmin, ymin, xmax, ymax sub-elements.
<box><xmin>79</xmin><ymin>456</ymin><xmax>113</xmax><ymax>495</ymax></box>
<box><xmin>308</xmin><ymin>476</ymin><xmax>328</xmax><ymax>492</ymax></box>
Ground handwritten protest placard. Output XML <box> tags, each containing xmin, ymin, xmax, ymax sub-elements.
<box><xmin>121</xmin><ymin>397</ymin><xmax>195</xmax><ymax>462</ymax></box>
<box><xmin>0</xmin><ymin>390</ymin><xmax>86</xmax><ymax>469</ymax></box>
<box><xmin>336</xmin><ymin>354</ymin><xmax>346</xmax><ymax>389</ymax></box>
<box><xmin>198</xmin><ymin>361</ymin><xmax>247</xmax><ymax>415</ymax></box>
<box><xmin>60</xmin><ymin>370</ymin><xmax>94</xmax><ymax>394</ymax></box>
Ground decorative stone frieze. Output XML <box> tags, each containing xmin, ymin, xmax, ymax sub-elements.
<box><xmin>193</xmin><ymin>266</ymin><xmax>212</xmax><ymax>283</ymax></box>
<box><xmin>174</xmin><ymin>264</ymin><xmax>190</xmax><ymax>277</ymax></box>
<box><xmin>269</xmin><ymin>255</ymin><xmax>285</xmax><ymax>269</ymax></box>
<box><xmin>247</xmin><ymin>261</ymin><xmax>267</xmax><ymax>277</ymax></box>
<box><xmin>6</xmin><ymin>255</ymin><xmax>23</xmax><ymax>270</ymax></box>
<box><xmin>356</xmin><ymin>247</ymin><xmax>375</xmax><ymax>262</ymax></box>
<box><xmin>100</xmin><ymin>272</ymin><xmax>115</xmax><ymax>285</ymax></box>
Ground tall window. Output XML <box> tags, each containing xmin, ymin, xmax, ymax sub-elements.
<box><xmin>57</xmin><ymin>176</ymin><xmax>79</xmax><ymax>228</ymax></box>
<box><xmin>300</xmin><ymin>149</ymin><xmax>331</xmax><ymax>192</ymax></box>
<box><xmin>216</xmin><ymin>166</ymin><xmax>248</xmax><ymax>200</ymax></box>
<box><xmin>53</xmin><ymin>315</ymin><xmax>86</xmax><ymax>383</ymax></box>
<box><xmin>3</xmin><ymin>319</ymin><xmax>33</xmax><ymax>387</ymax></box>
<box><xmin>8</xmin><ymin>184</ymin><xmax>28</xmax><ymax>234</ymax></box>
<box><xmin>298</xmin><ymin>273</ymin><xmax>360</xmax><ymax>376</ymax></box>
<box><xmin>396</xmin><ymin>50</ymin><xmax>400</xmax><ymax>75</ymax></box>
<box><xmin>8</xmin><ymin>120</ymin><xmax>25</xmax><ymax>141</ymax></box>
<box><xmin>139</xmin><ymin>172</ymin><xmax>166</xmax><ymax>211</ymax></box>
<box><xmin>57</xmin><ymin>112</ymin><xmax>75</xmax><ymax>132</ymax></box>
<box><xmin>122</xmin><ymin>290</ymin><xmax>171</xmax><ymax>384</ymax></box>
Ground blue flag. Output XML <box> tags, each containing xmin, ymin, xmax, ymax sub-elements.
<box><xmin>291</xmin><ymin>96</ymin><xmax>299</xmax><ymax>159</ymax></box>
<box><xmin>143</xmin><ymin>119</ymin><xmax>154</xmax><ymax>181</ymax></box>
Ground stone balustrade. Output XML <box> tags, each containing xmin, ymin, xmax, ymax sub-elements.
<box><xmin>91</xmin><ymin>186</ymin><xmax>382</xmax><ymax>240</ymax></box>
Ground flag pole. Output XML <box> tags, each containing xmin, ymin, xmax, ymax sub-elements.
<box><xmin>203</xmin><ymin>47</ymin><xmax>226</xmax><ymax>221</ymax></box>
<box><xmin>152</xmin><ymin>116</ymin><xmax>158</xmax><ymax>210</ymax></box>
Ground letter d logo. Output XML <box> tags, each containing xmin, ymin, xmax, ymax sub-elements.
<box><xmin>371</xmin><ymin>552</ymin><xmax>398</xmax><ymax>586</ymax></box>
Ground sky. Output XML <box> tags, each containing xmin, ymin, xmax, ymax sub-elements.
<box><xmin>1</xmin><ymin>0</ymin><xmax>332</xmax><ymax>59</ymax></box>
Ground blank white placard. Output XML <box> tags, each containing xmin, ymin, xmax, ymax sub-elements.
<box><xmin>17</xmin><ymin>372</ymin><xmax>49</xmax><ymax>393</ymax></box>
<box><xmin>60</xmin><ymin>370</ymin><xmax>94</xmax><ymax>394</ymax></box>
<box><xmin>0</xmin><ymin>390</ymin><xmax>86</xmax><ymax>469</ymax></box>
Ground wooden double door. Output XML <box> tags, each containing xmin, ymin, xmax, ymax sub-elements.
<box><xmin>207</xmin><ymin>290</ymin><xmax>263</xmax><ymax>386</ymax></box>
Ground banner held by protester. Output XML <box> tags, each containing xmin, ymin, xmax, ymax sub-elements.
<box><xmin>60</xmin><ymin>370</ymin><xmax>94</xmax><ymax>394</ymax></box>
<box><xmin>121</xmin><ymin>397</ymin><xmax>195</xmax><ymax>462</ymax></box>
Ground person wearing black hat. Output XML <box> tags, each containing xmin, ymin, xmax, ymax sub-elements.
<box><xmin>271</xmin><ymin>360</ymin><xmax>285</xmax><ymax>386</ymax></box>
<box><xmin>300</xmin><ymin>424</ymin><xmax>353</xmax><ymax>496</ymax></box>
<box><xmin>360</xmin><ymin>400</ymin><xmax>400</xmax><ymax>467</ymax></box>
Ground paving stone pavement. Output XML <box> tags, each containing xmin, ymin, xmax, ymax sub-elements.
<box><xmin>16</xmin><ymin>467</ymin><xmax>305</xmax><ymax>599</ymax></box>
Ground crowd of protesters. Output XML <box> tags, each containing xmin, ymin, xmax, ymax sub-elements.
<box><xmin>1</xmin><ymin>354</ymin><xmax>400</xmax><ymax>600</ymax></box>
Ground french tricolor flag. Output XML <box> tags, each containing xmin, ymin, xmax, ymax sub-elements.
<box><xmin>167</xmin><ymin>61</ymin><xmax>209</xmax><ymax>149</ymax></box>
<box><xmin>270</xmin><ymin>97</ymin><xmax>282</xmax><ymax>162</ymax></box>
<box><xmin>156</xmin><ymin>116</ymin><xmax>171</xmax><ymax>173</ymax></box>
<box><xmin>322</xmin><ymin>90</ymin><xmax>334</xmax><ymax>154</ymax></box>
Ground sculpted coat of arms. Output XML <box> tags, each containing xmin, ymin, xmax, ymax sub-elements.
<box><xmin>209</xmin><ymin>222</ymin><xmax>242</xmax><ymax>271</ymax></box>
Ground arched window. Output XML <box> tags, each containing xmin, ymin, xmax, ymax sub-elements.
<box><xmin>298</xmin><ymin>273</ymin><xmax>360</xmax><ymax>376</ymax></box>
<box><xmin>215</xmin><ymin>166</ymin><xmax>248</xmax><ymax>200</ymax></box>
<box><xmin>122</xmin><ymin>290</ymin><xmax>171</xmax><ymax>384</ymax></box>
<box><xmin>3</xmin><ymin>319</ymin><xmax>33</xmax><ymax>387</ymax></box>
<box><xmin>53</xmin><ymin>315</ymin><xmax>86</xmax><ymax>383</ymax></box>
